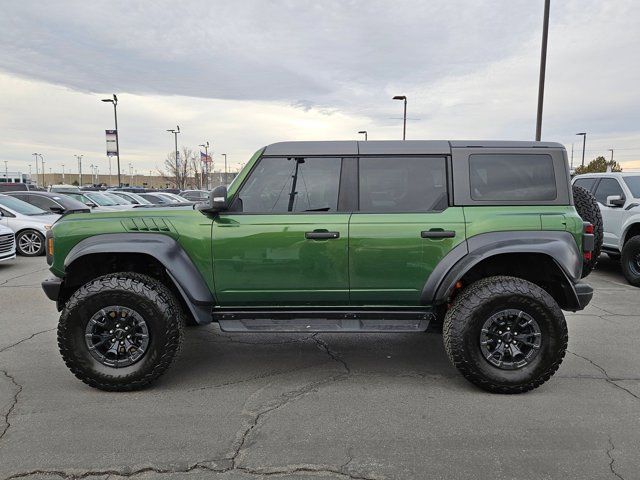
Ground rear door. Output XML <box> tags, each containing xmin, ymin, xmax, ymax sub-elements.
<box><xmin>349</xmin><ymin>156</ymin><xmax>466</xmax><ymax>306</ymax></box>
<box><xmin>212</xmin><ymin>155</ymin><xmax>350</xmax><ymax>307</ymax></box>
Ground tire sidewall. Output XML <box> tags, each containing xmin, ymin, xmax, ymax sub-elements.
<box><xmin>621</xmin><ymin>237</ymin><xmax>640</xmax><ymax>286</ymax></box>
<box><xmin>460</xmin><ymin>292</ymin><xmax>563</xmax><ymax>386</ymax></box>
<box><xmin>61</xmin><ymin>283</ymin><xmax>173</xmax><ymax>386</ymax></box>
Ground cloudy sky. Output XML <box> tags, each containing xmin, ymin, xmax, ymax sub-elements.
<box><xmin>1</xmin><ymin>0</ymin><xmax>639</xmax><ymax>178</ymax></box>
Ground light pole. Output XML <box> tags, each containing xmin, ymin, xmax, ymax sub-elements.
<box><xmin>101</xmin><ymin>94</ymin><xmax>121</xmax><ymax>187</ymax></box>
<box><xmin>42</xmin><ymin>160</ymin><xmax>46</xmax><ymax>186</ymax></box>
<box><xmin>75</xmin><ymin>155</ymin><xmax>84</xmax><ymax>185</ymax></box>
<box><xmin>32</xmin><ymin>153</ymin><xmax>40</xmax><ymax>186</ymax></box>
<box><xmin>3</xmin><ymin>161</ymin><xmax>7</xmax><ymax>180</ymax></box>
<box><xmin>167</xmin><ymin>126</ymin><xmax>180</xmax><ymax>188</ymax></box>
<box><xmin>199</xmin><ymin>141</ymin><xmax>210</xmax><ymax>190</ymax></box>
<box><xmin>576</xmin><ymin>133</ymin><xmax>586</xmax><ymax>167</ymax></box>
<box><xmin>609</xmin><ymin>149</ymin><xmax>614</xmax><ymax>162</ymax></box>
<box><xmin>358</xmin><ymin>130</ymin><xmax>368</xmax><ymax>141</ymax></box>
<box><xmin>393</xmin><ymin>95</ymin><xmax>407</xmax><ymax>140</ymax></box>
<box><xmin>222</xmin><ymin>154</ymin><xmax>227</xmax><ymax>184</ymax></box>
<box><xmin>62</xmin><ymin>164</ymin><xmax>65</xmax><ymax>182</ymax></box>
<box><xmin>535</xmin><ymin>0</ymin><xmax>550</xmax><ymax>141</ymax></box>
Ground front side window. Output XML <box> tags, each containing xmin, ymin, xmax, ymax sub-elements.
<box><xmin>469</xmin><ymin>154</ymin><xmax>556</xmax><ymax>201</ymax></box>
<box><xmin>358</xmin><ymin>157</ymin><xmax>447</xmax><ymax>212</ymax></box>
<box><xmin>235</xmin><ymin>157</ymin><xmax>342</xmax><ymax>213</ymax></box>
<box><xmin>594</xmin><ymin>178</ymin><xmax>624</xmax><ymax>205</ymax></box>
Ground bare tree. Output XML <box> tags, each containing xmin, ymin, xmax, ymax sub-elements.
<box><xmin>161</xmin><ymin>148</ymin><xmax>196</xmax><ymax>189</ymax></box>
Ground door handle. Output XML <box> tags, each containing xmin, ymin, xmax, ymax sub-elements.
<box><xmin>305</xmin><ymin>231</ymin><xmax>340</xmax><ymax>240</ymax></box>
<box><xmin>421</xmin><ymin>229</ymin><xmax>456</xmax><ymax>239</ymax></box>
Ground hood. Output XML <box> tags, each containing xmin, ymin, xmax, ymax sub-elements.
<box><xmin>16</xmin><ymin>213</ymin><xmax>60</xmax><ymax>226</ymax></box>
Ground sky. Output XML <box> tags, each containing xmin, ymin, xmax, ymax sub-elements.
<box><xmin>1</xmin><ymin>0</ymin><xmax>639</xmax><ymax>178</ymax></box>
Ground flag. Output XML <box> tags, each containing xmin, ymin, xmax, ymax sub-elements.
<box><xmin>200</xmin><ymin>151</ymin><xmax>212</xmax><ymax>163</ymax></box>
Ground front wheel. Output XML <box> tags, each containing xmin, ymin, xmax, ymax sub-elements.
<box><xmin>16</xmin><ymin>229</ymin><xmax>45</xmax><ymax>256</ymax></box>
<box><xmin>58</xmin><ymin>273</ymin><xmax>184</xmax><ymax>391</ymax></box>
<box><xmin>621</xmin><ymin>236</ymin><xmax>640</xmax><ymax>287</ymax></box>
<box><xmin>443</xmin><ymin>276</ymin><xmax>567</xmax><ymax>394</ymax></box>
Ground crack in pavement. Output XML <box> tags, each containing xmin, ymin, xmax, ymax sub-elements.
<box><xmin>0</xmin><ymin>267</ymin><xmax>48</xmax><ymax>287</ymax></box>
<box><xmin>568</xmin><ymin>351</ymin><xmax>640</xmax><ymax>401</ymax></box>
<box><xmin>0</xmin><ymin>328</ymin><xmax>56</xmax><ymax>354</ymax></box>
<box><xmin>606</xmin><ymin>435</ymin><xmax>624</xmax><ymax>480</ymax></box>
<box><xmin>0</xmin><ymin>369</ymin><xmax>22</xmax><ymax>443</ymax></box>
<box><xmin>311</xmin><ymin>334</ymin><xmax>351</xmax><ymax>374</ymax></box>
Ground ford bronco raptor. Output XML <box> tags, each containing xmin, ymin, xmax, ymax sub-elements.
<box><xmin>42</xmin><ymin>140</ymin><xmax>597</xmax><ymax>393</ymax></box>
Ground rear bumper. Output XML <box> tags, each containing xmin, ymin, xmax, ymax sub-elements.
<box><xmin>573</xmin><ymin>282</ymin><xmax>593</xmax><ymax>310</ymax></box>
<box><xmin>42</xmin><ymin>276</ymin><xmax>63</xmax><ymax>302</ymax></box>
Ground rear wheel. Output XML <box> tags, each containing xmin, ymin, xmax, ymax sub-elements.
<box><xmin>572</xmin><ymin>184</ymin><xmax>603</xmax><ymax>277</ymax></box>
<box><xmin>16</xmin><ymin>229</ymin><xmax>45</xmax><ymax>256</ymax></box>
<box><xmin>621</xmin><ymin>236</ymin><xmax>640</xmax><ymax>287</ymax></box>
<box><xmin>443</xmin><ymin>276</ymin><xmax>567</xmax><ymax>394</ymax></box>
<box><xmin>58</xmin><ymin>273</ymin><xmax>184</xmax><ymax>391</ymax></box>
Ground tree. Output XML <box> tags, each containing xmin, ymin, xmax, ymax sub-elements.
<box><xmin>161</xmin><ymin>147</ymin><xmax>195</xmax><ymax>189</ymax></box>
<box><xmin>575</xmin><ymin>156</ymin><xmax>622</xmax><ymax>175</ymax></box>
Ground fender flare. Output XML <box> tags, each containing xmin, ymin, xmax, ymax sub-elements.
<box><xmin>421</xmin><ymin>231</ymin><xmax>582</xmax><ymax>305</ymax></box>
<box><xmin>65</xmin><ymin>233</ymin><xmax>214</xmax><ymax>324</ymax></box>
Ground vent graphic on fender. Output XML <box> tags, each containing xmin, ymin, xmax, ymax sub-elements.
<box><xmin>121</xmin><ymin>218</ymin><xmax>172</xmax><ymax>232</ymax></box>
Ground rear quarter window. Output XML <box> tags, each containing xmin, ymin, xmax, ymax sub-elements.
<box><xmin>469</xmin><ymin>154</ymin><xmax>557</xmax><ymax>201</ymax></box>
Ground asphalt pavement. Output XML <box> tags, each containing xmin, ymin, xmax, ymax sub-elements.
<box><xmin>0</xmin><ymin>256</ymin><xmax>638</xmax><ymax>480</ymax></box>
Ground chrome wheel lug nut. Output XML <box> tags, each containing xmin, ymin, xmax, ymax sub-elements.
<box><xmin>109</xmin><ymin>330</ymin><xmax>114</xmax><ymax>334</ymax></box>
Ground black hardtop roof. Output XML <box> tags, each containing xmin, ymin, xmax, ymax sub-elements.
<box><xmin>262</xmin><ymin>140</ymin><xmax>564</xmax><ymax>156</ymax></box>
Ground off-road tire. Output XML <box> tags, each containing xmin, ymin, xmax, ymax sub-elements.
<box><xmin>58</xmin><ymin>273</ymin><xmax>184</xmax><ymax>391</ymax></box>
<box><xmin>15</xmin><ymin>229</ymin><xmax>45</xmax><ymax>256</ymax></box>
<box><xmin>443</xmin><ymin>276</ymin><xmax>567</xmax><ymax>394</ymax></box>
<box><xmin>572</xmin><ymin>184</ymin><xmax>603</xmax><ymax>277</ymax></box>
<box><xmin>621</xmin><ymin>236</ymin><xmax>640</xmax><ymax>287</ymax></box>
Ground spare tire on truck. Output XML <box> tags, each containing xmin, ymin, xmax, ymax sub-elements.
<box><xmin>572</xmin><ymin>184</ymin><xmax>603</xmax><ymax>277</ymax></box>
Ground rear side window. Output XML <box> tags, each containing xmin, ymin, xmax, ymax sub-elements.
<box><xmin>358</xmin><ymin>157</ymin><xmax>447</xmax><ymax>212</ymax></box>
<box><xmin>573</xmin><ymin>178</ymin><xmax>597</xmax><ymax>191</ymax></box>
<box><xmin>469</xmin><ymin>154</ymin><xmax>556</xmax><ymax>201</ymax></box>
<box><xmin>593</xmin><ymin>178</ymin><xmax>624</xmax><ymax>205</ymax></box>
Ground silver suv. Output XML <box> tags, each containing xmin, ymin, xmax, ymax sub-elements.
<box><xmin>572</xmin><ymin>172</ymin><xmax>640</xmax><ymax>286</ymax></box>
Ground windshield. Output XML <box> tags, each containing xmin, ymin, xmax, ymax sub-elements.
<box><xmin>0</xmin><ymin>195</ymin><xmax>49</xmax><ymax>215</ymax></box>
<box><xmin>623</xmin><ymin>176</ymin><xmax>640</xmax><ymax>198</ymax></box>
<box><xmin>85</xmin><ymin>192</ymin><xmax>119</xmax><ymax>206</ymax></box>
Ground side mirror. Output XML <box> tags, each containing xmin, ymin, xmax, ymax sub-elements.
<box><xmin>50</xmin><ymin>206</ymin><xmax>64</xmax><ymax>214</ymax></box>
<box><xmin>606</xmin><ymin>195</ymin><xmax>625</xmax><ymax>208</ymax></box>
<box><xmin>200</xmin><ymin>185</ymin><xmax>227</xmax><ymax>214</ymax></box>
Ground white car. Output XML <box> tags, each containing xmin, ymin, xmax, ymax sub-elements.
<box><xmin>572</xmin><ymin>172</ymin><xmax>640</xmax><ymax>286</ymax></box>
<box><xmin>0</xmin><ymin>194</ymin><xmax>60</xmax><ymax>256</ymax></box>
<box><xmin>0</xmin><ymin>224</ymin><xmax>16</xmax><ymax>262</ymax></box>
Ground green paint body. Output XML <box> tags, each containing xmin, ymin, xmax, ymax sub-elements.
<box><xmin>49</xmin><ymin>148</ymin><xmax>584</xmax><ymax>308</ymax></box>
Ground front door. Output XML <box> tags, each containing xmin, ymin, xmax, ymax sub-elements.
<box><xmin>593</xmin><ymin>177</ymin><xmax>626</xmax><ymax>247</ymax></box>
<box><xmin>213</xmin><ymin>155</ymin><xmax>349</xmax><ymax>307</ymax></box>
<box><xmin>349</xmin><ymin>156</ymin><xmax>466</xmax><ymax>306</ymax></box>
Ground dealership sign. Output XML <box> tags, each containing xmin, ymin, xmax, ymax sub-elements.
<box><xmin>106</xmin><ymin>130</ymin><xmax>118</xmax><ymax>156</ymax></box>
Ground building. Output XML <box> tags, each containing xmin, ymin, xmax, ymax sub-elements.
<box><xmin>0</xmin><ymin>171</ymin><xmax>31</xmax><ymax>184</ymax></box>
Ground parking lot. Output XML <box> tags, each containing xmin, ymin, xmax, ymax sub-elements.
<box><xmin>0</xmin><ymin>256</ymin><xmax>638</xmax><ymax>480</ymax></box>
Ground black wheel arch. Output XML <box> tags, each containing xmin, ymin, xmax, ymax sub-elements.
<box><xmin>60</xmin><ymin>233</ymin><xmax>214</xmax><ymax>325</ymax></box>
<box><xmin>422</xmin><ymin>231</ymin><xmax>587</xmax><ymax>311</ymax></box>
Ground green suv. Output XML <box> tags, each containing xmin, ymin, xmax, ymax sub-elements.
<box><xmin>42</xmin><ymin>140</ymin><xmax>595</xmax><ymax>393</ymax></box>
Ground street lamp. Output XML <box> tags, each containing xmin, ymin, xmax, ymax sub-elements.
<box><xmin>358</xmin><ymin>130</ymin><xmax>368</xmax><ymax>141</ymax></box>
<box><xmin>576</xmin><ymin>133</ymin><xmax>587</xmax><ymax>167</ymax></box>
<box><xmin>609</xmin><ymin>149</ymin><xmax>614</xmax><ymax>162</ymax></box>
<box><xmin>222</xmin><ymin>154</ymin><xmax>227</xmax><ymax>184</ymax></box>
<box><xmin>62</xmin><ymin>164</ymin><xmax>65</xmax><ymax>182</ymax></box>
<box><xmin>101</xmin><ymin>94</ymin><xmax>121</xmax><ymax>187</ymax></box>
<box><xmin>199</xmin><ymin>141</ymin><xmax>210</xmax><ymax>190</ymax></box>
<box><xmin>32</xmin><ymin>153</ymin><xmax>40</xmax><ymax>186</ymax></box>
<box><xmin>393</xmin><ymin>95</ymin><xmax>407</xmax><ymax>140</ymax></box>
<box><xmin>167</xmin><ymin>125</ymin><xmax>180</xmax><ymax>188</ymax></box>
<box><xmin>535</xmin><ymin>0</ymin><xmax>550</xmax><ymax>141</ymax></box>
<box><xmin>75</xmin><ymin>155</ymin><xmax>84</xmax><ymax>185</ymax></box>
